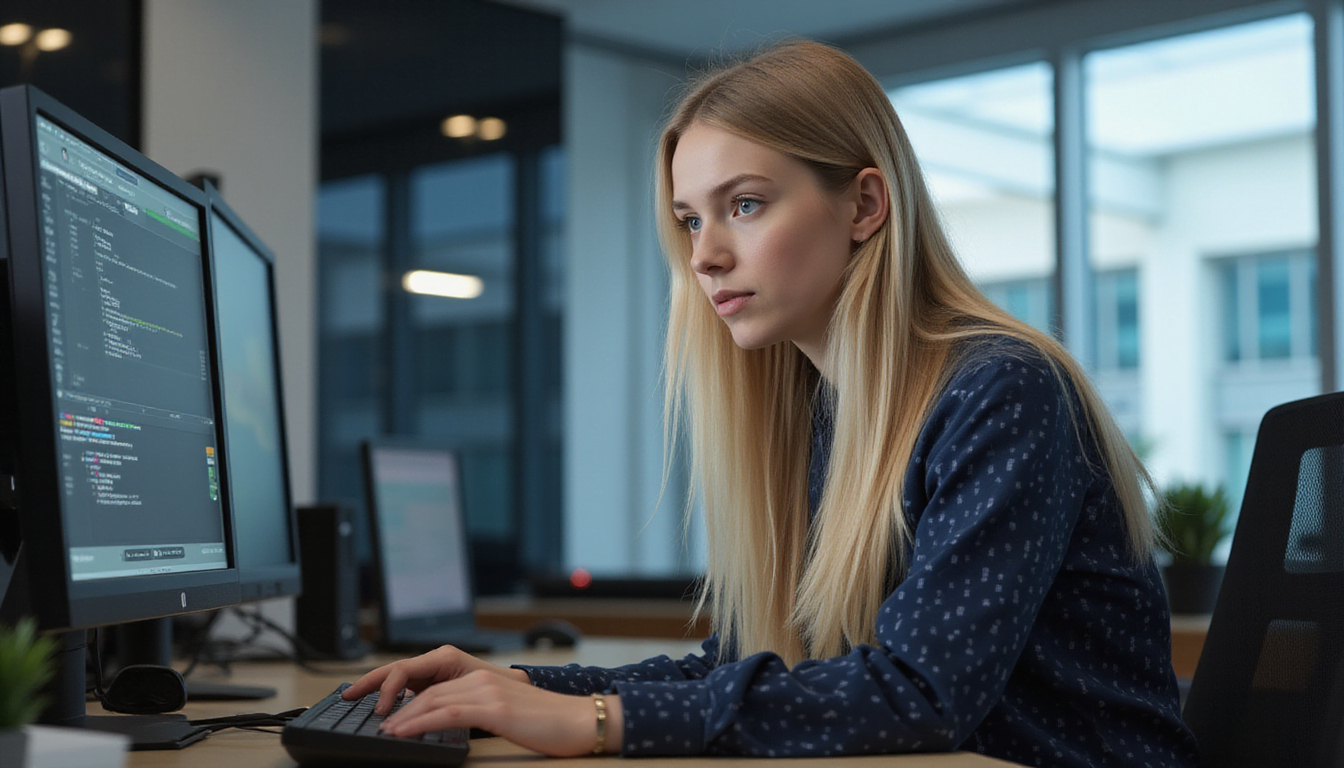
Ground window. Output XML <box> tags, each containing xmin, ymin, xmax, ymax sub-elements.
<box><xmin>1096</xmin><ymin>269</ymin><xmax>1140</xmax><ymax>371</ymax></box>
<box><xmin>982</xmin><ymin>278</ymin><xmax>1055</xmax><ymax>335</ymax></box>
<box><xmin>976</xmin><ymin>269</ymin><xmax>1138</xmax><ymax>370</ymax></box>
<box><xmin>1220</xmin><ymin>251</ymin><xmax>1318</xmax><ymax>364</ymax></box>
<box><xmin>1084</xmin><ymin>14</ymin><xmax>1318</xmax><ymax>503</ymax></box>
<box><xmin>317</xmin><ymin>149</ymin><xmax>563</xmax><ymax>592</ymax></box>
<box><xmin>890</xmin><ymin>63</ymin><xmax>1056</xmax><ymax>330</ymax></box>
<box><xmin>317</xmin><ymin>175</ymin><xmax>385</xmax><ymax>553</ymax></box>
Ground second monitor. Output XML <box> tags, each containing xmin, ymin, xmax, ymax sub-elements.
<box><xmin>207</xmin><ymin>184</ymin><xmax>300</xmax><ymax>603</ymax></box>
<box><xmin>362</xmin><ymin>441</ymin><xmax>523</xmax><ymax>655</ymax></box>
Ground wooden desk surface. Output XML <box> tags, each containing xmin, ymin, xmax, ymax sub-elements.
<box><xmin>117</xmin><ymin>638</ymin><xmax>1011</xmax><ymax>767</ymax></box>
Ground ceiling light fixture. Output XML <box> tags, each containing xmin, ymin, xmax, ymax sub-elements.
<box><xmin>0</xmin><ymin>23</ymin><xmax>32</xmax><ymax>46</ymax></box>
<box><xmin>34</xmin><ymin>28</ymin><xmax>71</xmax><ymax>52</ymax></box>
<box><xmin>441</xmin><ymin>114</ymin><xmax>477</xmax><ymax>139</ymax></box>
<box><xmin>402</xmin><ymin>269</ymin><xmax>484</xmax><ymax>299</ymax></box>
<box><xmin>477</xmin><ymin>117</ymin><xmax>507</xmax><ymax>141</ymax></box>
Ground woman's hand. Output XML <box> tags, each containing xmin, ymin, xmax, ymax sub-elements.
<box><xmin>342</xmin><ymin>645</ymin><xmax>529</xmax><ymax>714</ymax></box>
<box><xmin>380</xmin><ymin>669</ymin><xmax>624</xmax><ymax>757</ymax></box>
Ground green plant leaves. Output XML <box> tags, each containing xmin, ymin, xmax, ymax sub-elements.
<box><xmin>0</xmin><ymin>618</ymin><xmax>57</xmax><ymax>729</ymax></box>
<box><xmin>1157</xmin><ymin>482</ymin><xmax>1232</xmax><ymax>565</ymax></box>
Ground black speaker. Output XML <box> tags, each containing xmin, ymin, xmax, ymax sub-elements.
<box><xmin>295</xmin><ymin>503</ymin><xmax>368</xmax><ymax>660</ymax></box>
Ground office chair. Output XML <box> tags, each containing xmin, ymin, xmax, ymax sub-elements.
<box><xmin>1182</xmin><ymin>391</ymin><xmax>1344</xmax><ymax>767</ymax></box>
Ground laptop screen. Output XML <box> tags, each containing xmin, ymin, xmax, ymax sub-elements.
<box><xmin>366</xmin><ymin>446</ymin><xmax>472</xmax><ymax>621</ymax></box>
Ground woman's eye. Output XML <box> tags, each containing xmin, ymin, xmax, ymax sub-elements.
<box><xmin>682</xmin><ymin>215</ymin><xmax>702</xmax><ymax>233</ymax></box>
<box><xmin>735</xmin><ymin>198</ymin><xmax>761</xmax><ymax>216</ymax></box>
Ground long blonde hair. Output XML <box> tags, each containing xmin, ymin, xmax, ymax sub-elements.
<box><xmin>659</xmin><ymin>40</ymin><xmax>1156</xmax><ymax>665</ymax></box>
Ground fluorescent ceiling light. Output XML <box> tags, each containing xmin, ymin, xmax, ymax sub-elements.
<box><xmin>402</xmin><ymin>269</ymin><xmax>484</xmax><ymax>299</ymax></box>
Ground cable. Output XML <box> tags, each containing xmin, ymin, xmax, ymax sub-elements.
<box><xmin>173</xmin><ymin>605</ymin><xmax>371</xmax><ymax>679</ymax></box>
<box><xmin>88</xmin><ymin>628</ymin><xmax>108</xmax><ymax>700</ymax></box>
<box><xmin>188</xmin><ymin>707</ymin><xmax>307</xmax><ymax>734</ymax></box>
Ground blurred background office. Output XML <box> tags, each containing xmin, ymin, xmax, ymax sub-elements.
<box><xmin>4</xmin><ymin>0</ymin><xmax>1342</xmax><ymax>594</ymax></box>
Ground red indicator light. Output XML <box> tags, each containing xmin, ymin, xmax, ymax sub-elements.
<box><xmin>570</xmin><ymin>568</ymin><xmax>593</xmax><ymax>589</ymax></box>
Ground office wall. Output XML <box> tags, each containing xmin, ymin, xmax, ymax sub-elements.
<box><xmin>140</xmin><ymin>0</ymin><xmax>319</xmax><ymax>504</ymax></box>
<box><xmin>562</xmin><ymin>44</ymin><xmax>696</xmax><ymax>574</ymax></box>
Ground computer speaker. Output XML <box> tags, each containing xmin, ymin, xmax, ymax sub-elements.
<box><xmin>295</xmin><ymin>503</ymin><xmax>369</xmax><ymax>660</ymax></box>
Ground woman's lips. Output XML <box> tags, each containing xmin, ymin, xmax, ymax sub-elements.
<box><xmin>713</xmin><ymin>290</ymin><xmax>753</xmax><ymax>317</ymax></box>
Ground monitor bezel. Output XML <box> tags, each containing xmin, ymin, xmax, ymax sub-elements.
<box><xmin>203</xmin><ymin>182</ymin><xmax>302</xmax><ymax>603</ymax></box>
<box><xmin>0</xmin><ymin>84</ymin><xmax>240</xmax><ymax>631</ymax></box>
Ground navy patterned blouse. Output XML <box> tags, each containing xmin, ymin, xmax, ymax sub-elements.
<box><xmin>517</xmin><ymin>340</ymin><xmax>1200</xmax><ymax>767</ymax></box>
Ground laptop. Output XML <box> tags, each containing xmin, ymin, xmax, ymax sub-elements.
<box><xmin>361</xmin><ymin>441</ymin><xmax>524</xmax><ymax>655</ymax></box>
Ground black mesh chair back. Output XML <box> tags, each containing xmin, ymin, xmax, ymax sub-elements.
<box><xmin>1183</xmin><ymin>392</ymin><xmax>1344</xmax><ymax>767</ymax></box>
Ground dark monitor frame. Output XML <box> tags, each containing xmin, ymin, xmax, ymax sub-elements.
<box><xmin>203</xmin><ymin>183</ymin><xmax>301</xmax><ymax>603</ymax></box>
<box><xmin>0</xmin><ymin>84</ymin><xmax>240</xmax><ymax>632</ymax></box>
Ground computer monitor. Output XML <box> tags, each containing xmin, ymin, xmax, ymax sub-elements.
<box><xmin>0</xmin><ymin>85</ymin><xmax>241</xmax><ymax>737</ymax></box>
<box><xmin>205</xmin><ymin>184</ymin><xmax>300</xmax><ymax>603</ymax></box>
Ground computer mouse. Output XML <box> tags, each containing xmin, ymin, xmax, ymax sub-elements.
<box><xmin>102</xmin><ymin>664</ymin><xmax>188</xmax><ymax>714</ymax></box>
<box><xmin>524</xmin><ymin>619</ymin><xmax>581</xmax><ymax>649</ymax></box>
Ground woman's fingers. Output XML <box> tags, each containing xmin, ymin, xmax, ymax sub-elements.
<box><xmin>342</xmin><ymin>662</ymin><xmax>395</xmax><ymax>700</ymax></box>
<box><xmin>343</xmin><ymin>645</ymin><xmax>466</xmax><ymax>710</ymax></box>
<box><xmin>379</xmin><ymin>671</ymin><xmax>610</xmax><ymax>757</ymax></box>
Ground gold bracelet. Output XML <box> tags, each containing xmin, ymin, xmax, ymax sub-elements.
<box><xmin>591</xmin><ymin>692</ymin><xmax>608</xmax><ymax>754</ymax></box>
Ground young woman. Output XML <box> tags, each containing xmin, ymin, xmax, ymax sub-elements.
<box><xmin>344</xmin><ymin>40</ymin><xmax>1200</xmax><ymax>767</ymax></box>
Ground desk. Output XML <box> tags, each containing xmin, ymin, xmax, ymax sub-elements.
<box><xmin>1169</xmin><ymin>614</ymin><xmax>1212</xmax><ymax>679</ymax></box>
<box><xmin>118</xmin><ymin>638</ymin><xmax>1011</xmax><ymax>767</ymax></box>
<box><xmin>476</xmin><ymin>596</ymin><xmax>711</xmax><ymax>639</ymax></box>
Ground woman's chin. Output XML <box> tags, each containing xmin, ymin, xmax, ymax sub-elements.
<box><xmin>727</xmin><ymin>328</ymin><xmax>780</xmax><ymax>351</ymax></box>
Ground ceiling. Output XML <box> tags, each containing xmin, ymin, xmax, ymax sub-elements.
<box><xmin>317</xmin><ymin>0</ymin><xmax>1038</xmax><ymax>142</ymax></box>
<box><xmin>491</xmin><ymin>0</ymin><xmax>1029</xmax><ymax>61</ymax></box>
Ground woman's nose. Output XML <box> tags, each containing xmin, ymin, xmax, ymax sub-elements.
<box><xmin>690</xmin><ymin>225</ymin><xmax>732</xmax><ymax>275</ymax></box>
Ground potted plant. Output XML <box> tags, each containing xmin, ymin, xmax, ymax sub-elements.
<box><xmin>0</xmin><ymin>620</ymin><xmax>129</xmax><ymax>768</ymax></box>
<box><xmin>1157</xmin><ymin>482</ymin><xmax>1233</xmax><ymax>615</ymax></box>
<box><xmin>0</xmin><ymin>618</ymin><xmax>57</xmax><ymax>765</ymax></box>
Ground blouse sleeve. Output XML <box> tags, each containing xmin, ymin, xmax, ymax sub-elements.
<box><xmin>511</xmin><ymin>635</ymin><xmax>724</xmax><ymax>694</ymax></box>
<box><xmin>609</xmin><ymin>354</ymin><xmax>1096</xmax><ymax>757</ymax></box>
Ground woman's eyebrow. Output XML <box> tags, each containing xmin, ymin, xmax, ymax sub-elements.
<box><xmin>671</xmin><ymin>173</ymin><xmax>772</xmax><ymax>211</ymax></box>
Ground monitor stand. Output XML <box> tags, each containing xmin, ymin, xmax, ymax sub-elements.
<box><xmin>115</xmin><ymin>617</ymin><xmax>277</xmax><ymax>702</ymax></box>
<box><xmin>45</xmin><ymin>631</ymin><xmax>208</xmax><ymax>751</ymax></box>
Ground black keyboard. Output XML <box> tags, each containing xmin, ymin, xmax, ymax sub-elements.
<box><xmin>281</xmin><ymin>683</ymin><xmax>470</xmax><ymax>766</ymax></box>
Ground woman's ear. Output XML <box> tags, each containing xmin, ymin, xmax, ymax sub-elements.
<box><xmin>849</xmin><ymin>167</ymin><xmax>888</xmax><ymax>244</ymax></box>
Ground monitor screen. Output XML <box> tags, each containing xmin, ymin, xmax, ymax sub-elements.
<box><xmin>208</xmin><ymin>190</ymin><xmax>299</xmax><ymax>601</ymax></box>
<box><xmin>37</xmin><ymin>114</ymin><xmax>228</xmax><ymax>581</ymax></box>
<box><xmin>366</xmin><ymin>445</ymin><xmax>472</xmax><ymax>620</ymax></box>
<box><xmin>0</xmin><ymin>84</ymin><xmax>239</xmax><ymax>633</ymax></box>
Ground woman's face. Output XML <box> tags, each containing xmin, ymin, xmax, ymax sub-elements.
<box><xmin>670</xmin><ymin>123</ymin><xmax>859</xmax><ymax>365</ymax></box>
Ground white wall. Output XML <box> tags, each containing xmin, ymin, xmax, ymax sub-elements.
<box><xmin>141</xmin><ymin>0</ymin><xmax>319</xmax><ymax>505</ymax></box>
<box><xmin>141</xmin><ymin>0</ymin><xmax>317</xmax><ymax>637</ymax></box>
<box><xmin>562</xmin><ymin>45</ymin><xmax>696</xmax><ymax>574</ymax></box>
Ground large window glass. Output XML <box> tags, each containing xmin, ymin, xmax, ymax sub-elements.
<box><xmin>410</xmin><ymin>155</ymin><xmax>517</xmax><ymax>543</ymax></box>
<box><xmin>890</xmin><ymin>63</ymin><xmax>1056</xmax><ymax>330</ymax></box>
<box><xmin>317</xmin><ymin>175</ymin><xmax>385</xmax><ymax>523</ymax></box>
<box><xmin>316</xmin><ymin>147</ymin><xmax>563</xmax><ymax>592</ymax></box>
<box><xmin>1084</xmin><ymin>14</ymin><xmax>1318</xmax><ymax>527</ymax></box>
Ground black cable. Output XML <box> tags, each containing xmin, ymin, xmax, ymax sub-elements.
<box><xmin>179</xmin><ymin>609</ymin><xmax>227</xmax><ymax>679</ymax></box>
<box><xmin>227</xmin><ymin>605</ymin><xmax>367</xmax><ymax>672</ymax></box>
<box><xmin>172</xmin><ymin>605</ymin><xmax>370</xmax><ymax>680</ymax></box>
<box><xmin>188</xmin><ymin>707</ymin><xmax>307</xmax><ymax>734</ymax></box>
<box><xmin>232</xmin><ymin>605</ymin><xmax>330</xmax><ymax>664</ymax></box>
<box><xmin>89</xmin><ymin>628</ymin><xmax>108</xmax><ymax>701</ymax></box>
